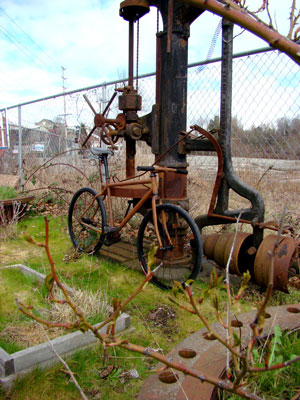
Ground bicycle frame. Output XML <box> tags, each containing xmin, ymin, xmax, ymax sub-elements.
<box><xmin>78</xmin><ymin>170</ymin><xmax>172</xmax><ymax>249</ymax></box>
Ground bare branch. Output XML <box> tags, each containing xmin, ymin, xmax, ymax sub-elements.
<box><xmin>225</xmin><ymin>212</ymin><xmax>243</xmax><ymax>375</ymax></box>
<box><xmin>289</xmin><ymin>0</ymin><xmax>297</xmax><ymax>38</ymax></box>
<box><xmin>180</xmin><ymin>0</ymin><xmax>300</xmax><ymax>65</ymax></box>
<box><xmin>15</xmin><ymin>299</ymin><xmax>73</xmax><ymax>329</ymax></box>
<box><xmin>186</xmin><ymin>285</ymin><xmax>243</xmax><ymax>359</ymax></box>
<box><xmin>255</xmin><ymin>0</ymin><xmax>266</xmax><ymax>14</ymax></box>
<box><xmin>39</xmin><ymin>324</ymin><xmax>89</xmax><ymax>400</ymax></box>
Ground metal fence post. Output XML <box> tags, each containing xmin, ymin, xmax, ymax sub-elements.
<box><xmin>18</xmin><ymin>105</ymin><xmax>23</xmax><ymax>189</ymax></box>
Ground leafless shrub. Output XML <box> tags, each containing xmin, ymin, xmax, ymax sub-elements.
<box><xmin>0</xmin><ymin>200</ymin><xmax>25</xmax><ymax>240</ymax></box>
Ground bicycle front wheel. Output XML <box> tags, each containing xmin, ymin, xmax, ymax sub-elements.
<box><xmin>68</xmin><ymin>187</ymin><xmax>107</xmax><ymax>255</ymax></box>
<box><xmin>137</xmin><ymin>204</ymin><xmax>203</xmax><ymax>290</ymax></box>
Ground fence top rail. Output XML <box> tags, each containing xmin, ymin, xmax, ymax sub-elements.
<box><xmin>0</xmin><ymin>45</ymin><xmax>275</xmax><ymax>112</ymax></box>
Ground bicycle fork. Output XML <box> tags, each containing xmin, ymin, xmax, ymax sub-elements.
<box><xmin>151</xmin><ymin>173</ymin><xmax>173</xmax><ymax>250</ymax></box>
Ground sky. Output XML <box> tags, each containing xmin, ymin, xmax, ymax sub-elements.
<box><xmin>0</xmin><ymin>0</ymin><xmax>296</xmax><ymax>110</ymax></box>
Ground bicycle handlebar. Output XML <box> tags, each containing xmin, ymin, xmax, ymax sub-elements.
<box><xmin>137</xmin><ymin>166</ymin><xmax>155</xmax><ymax>172</ymax></box>
<box><xmin>137</xmin><ymin>166</ymin><xmax>188</xmax><ymax>175</ymax></box>
<box><xmin>175</xmin><ymin>168</ymin><xmax>188</xmax><ymax>175</ymax></box>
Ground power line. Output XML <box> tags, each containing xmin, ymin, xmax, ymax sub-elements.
<box><xmin>0</xmin><ymin>25</ymin><xmax>43</xmax><ymax>64</ymax></box>
<box><xmin>0</xmin><ymin>6</ymin><xmax>55</xmax><ymax>64</ymax></box>
<box><xmin>0</xmin><ymin>24</ymin><xmax>49</xmax><ymax>68</ymax></box>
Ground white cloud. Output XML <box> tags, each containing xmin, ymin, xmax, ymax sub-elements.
<box><xmin>0</xmin><ymin>0</ymin><xmax>298</xmax><ymax>109</ymax></box>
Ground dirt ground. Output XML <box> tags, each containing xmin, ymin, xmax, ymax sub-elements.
<box><xmin>0</xmin><ymin>322</ymin><xmax>65</xmax><ymax>348</ymax></box>
<box><xmin>0</xmin><ymin>243</ymin><xmax>40</xmax><ymax>267</ymax></box>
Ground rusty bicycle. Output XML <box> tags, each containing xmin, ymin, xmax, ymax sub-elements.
<box><xmin>68</xmin><ymin>148</ymin><xmax>203</xmax><ymax>289</ymax></box>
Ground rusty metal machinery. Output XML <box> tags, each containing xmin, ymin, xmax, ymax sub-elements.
<box><xmin>82</xmin><ymin>0</ymin><xmax>299</xmax><ymax>292</ymax></box>
<box><xmin>203</xmin><ymin>232</ymin><xmax>299</xmax><ymax>293</ymax></box>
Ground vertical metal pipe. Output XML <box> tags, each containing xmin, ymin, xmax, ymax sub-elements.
<box><xmin>214</xmin><ymin>18</ymin><xmax>233</xmax><ymax>213</ymax></box>
<box><xmin>1</xmin><ymin>113</ymin><xmax>4</xmax><ymax>147</ymax></box>
<box><xmin>1</xmin><ymin>110</ymin><xmax>9</xmax><ymax>149</ymax></box>
<box><xmin>127</xmin><ymin>20</ymin><xmax>136</xmax><ymax>177</ymax></box>
<box><xmin>128</xmin><ymin>21</ymin><xmax>134</xmax><ymax>87</ymax></box>
<box><xmin>154</xmin><ymin>1</ymin><xmax>199</xmax><ymax>202</ymax></box>
<box><xmin>218</xmin><ymin>19</ymin><xmax>264</xmax><ymax>246</ymax></box>
<box><xmin>18</xmin><ymin>105</ymin><xmax>23</xmax><ymax>189</ymax></box>
<box><xmin>5</xmin><ymin>110</ymin><xmax>10</xmax><ymax>149</ymax></box>
<box><xmin>155</xmin><ymin>34</ymin><xmax>161</xmax><ymax>104</ymax></box>
<box><xmin>167</xmin><ymin>0</ymin><xmax>174</xmax><ymax>53</ymax></box>
<box><xmin>219</xmin><ymin>19</ymin><xmax>233</xmax><ymax>149</ymax></box>
<box><xmin>157</xmin><ymin>25</ymin><xmax>188</xmax><ymax>166</ymax></box>
<box><xmin>125</xmin><ymin>137</ymin><xmax>136</xmax><ymax>178</ymax></box>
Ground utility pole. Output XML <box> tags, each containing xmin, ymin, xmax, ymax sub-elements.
<box><xmin>61</xmin><ymin>66</ymin><xmax>67</xmax><ymax>137</ymax></box>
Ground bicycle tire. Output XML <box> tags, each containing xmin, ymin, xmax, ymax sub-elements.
<box><xmin>68</xmin><ymin>187</ymin><xmax>107</xmax><ymax>255</ymax></box>
<box><xmin>137</xmin><ymin>204</ymin><xmax>203</xmax><ymax>290</ymax></box>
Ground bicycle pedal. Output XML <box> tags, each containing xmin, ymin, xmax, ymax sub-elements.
<box><xmin>113</xmin><ymin>233</ymin><xmax>121</xmax><ymax>243</ymax></box>
<box><xmin>104</xmin><ymin>226</ymin><xmax>119</xmax><ymax>234</ymax></box>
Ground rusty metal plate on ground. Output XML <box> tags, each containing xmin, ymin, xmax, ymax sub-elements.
<box><xmin>138</xmin><ymin>304</ymin><xmax>300</xmax><ymax>400</ymax></box>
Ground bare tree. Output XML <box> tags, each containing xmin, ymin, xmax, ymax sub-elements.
<box><xmin>180</xmin><ymin>0</ymin><xmax>300</xmax><ymax>65</ymax></box>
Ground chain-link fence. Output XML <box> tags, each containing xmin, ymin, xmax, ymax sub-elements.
<box><xmin>0</xmin><ymin>46</ymin><xmax>299</xmax><ymax>213</ymax></box>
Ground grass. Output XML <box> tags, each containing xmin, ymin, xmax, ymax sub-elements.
<box><xmin>6</xmin><ymin>346</ymin><xmax>151</xmax><ymax>400</ymax></box>
<box><xmin>0</xmin><ymin>338</ymin><xmax>24</xmax><ymax>354</ymax></box>
<box><xmin>252</xmin><ymin>330</ymin><xmax>300</xmax><ymax>400</ymax></box>
<box><xmin>0</xmin><ymin>186</ymin><xmax>19</xmax><ymax>200</ymax></box>
<box><xmin>0</xmin><ymin>267</ymin><xmax>48</xmax><ymax>352</ymax></box>
<box><xmin>0</xmin><ymin>214</ymin><xmax>214</xmax><ymax>399</ymax></box>
<box><xmin>1</xmin><ymin>214</ymin><xmax>300</xmax><ymax>399</ymax></box>
<box><xmin>220</xmin><ymin>329</ymin><xmax>300</xmax><ymax>400</ymax></box>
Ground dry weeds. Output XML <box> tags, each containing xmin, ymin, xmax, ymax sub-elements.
<box><xmin>47</xmin><ymin>284</ymin><xmax>109</xmax><ymax>325</ymax></box>
<box><xmin>0</xmin><ymin>322</ymin><xmax>63</xmax><ymax>348</ymax></box>
<box><xmin>0</xmin><ymin>283</ymin><xmax>110</xmax><ymax>349</ymax></box>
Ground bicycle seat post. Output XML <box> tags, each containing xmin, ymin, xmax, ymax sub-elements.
<box><xmin>90</xmin><ymin>148</ymin><xmax>114</xmax><ymax>183</ymax></box>
<box><xmin>100</xmin><ymin>155</ymin><xmax>110</xmax><ymax>181</ymax></box>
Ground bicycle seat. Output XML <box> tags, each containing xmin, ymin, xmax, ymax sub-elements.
<box><xmin>91</xmin><ymin>148</ymin><xmax>114</xmax><ymax>157</ymax></box>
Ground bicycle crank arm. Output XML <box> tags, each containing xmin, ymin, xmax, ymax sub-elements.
<box><xmin>80</xmin><ymin>220</ymin><xmax>102</xmax><ymax>234</ymax></box>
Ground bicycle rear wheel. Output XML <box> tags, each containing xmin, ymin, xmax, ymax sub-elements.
<box><xmin>137</xmin><ymin>204</ymin><xmax>203</xmax><ymax>290</ymax></box>
<box><xmin>68</xmin><ymin>187</ymin><xmax>107</xmax><ymax>255</ymax></box>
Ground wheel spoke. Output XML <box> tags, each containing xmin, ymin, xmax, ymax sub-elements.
<box><xmin>68</xmin><ymin>188</ymin><xmax>106</xmax><ymax>255</ymax></box>
<box><xmin>137</xmin><ymin>204</ymin><xmax>203</xmax><ymax>290</ymax></box>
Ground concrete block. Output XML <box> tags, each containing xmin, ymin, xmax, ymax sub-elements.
<box><xmin>14</xmin><ymin>264</ymin><xmax>46</xmax><ymax>284</ymax></box>
<box><xmin>0</xmin><ymin>349</ymin><xmax>14</xmax><ymax>376</ymax></box>
<box><xmin>3</xmin><ymin>264</ymin><xmax>74</xmax><ymax>294</ymax></box>
<box><xmin>0</xmin><ymin>374</ymin><xmax>16</xmax><ymax>390</ymax></box>
<box><xmin>13</xmin><ymin>313</ymin><xmax>130</xmax><ymax>373</ymax></box>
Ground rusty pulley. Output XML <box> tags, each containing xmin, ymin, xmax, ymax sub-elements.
<box><xmin>253</xmin><ymin>235</ymin><xmax>297</xmax><ymax>293</ymax></box>
<box><xmin>119</xmin><ymin>0</ymin><xmax>150</xmax><ymax>22</ymax></box>
<box><xmin>204</xmin><ymin>232</ymin><xmax>298</xmax><ymax>293</ymax></box>
<box><xmin>203</xmin><ymin>232</ymin><xmax>255</xmax><ymax>276</ymax></box>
